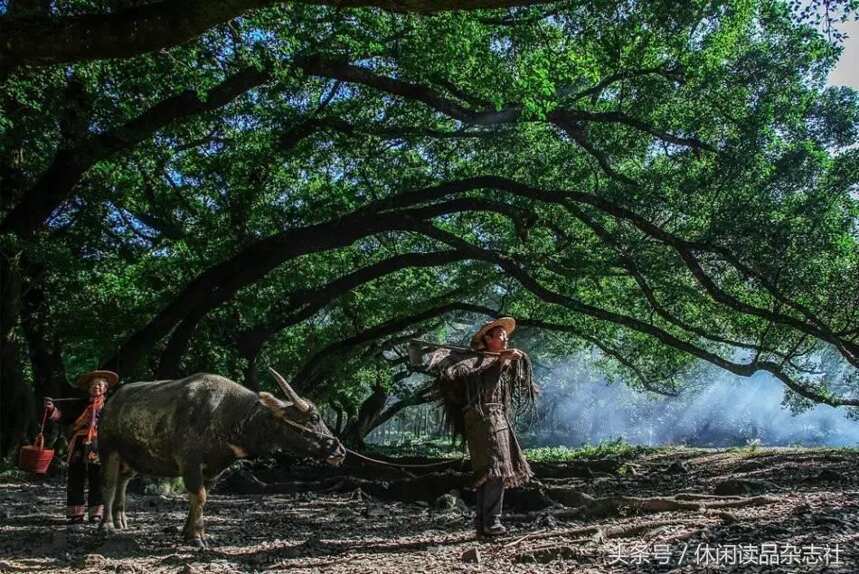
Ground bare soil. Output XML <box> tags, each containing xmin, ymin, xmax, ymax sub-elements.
<box><xmin>1</xmin><ymin>447</ymin><xmax>857</xmax><ymax>573</ymax></box>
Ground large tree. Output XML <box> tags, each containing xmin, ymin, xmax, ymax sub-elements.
<box><xmin>1</xmin><ymin>0</ymin><xmax>857</xmax><ymax>453</ymax></box>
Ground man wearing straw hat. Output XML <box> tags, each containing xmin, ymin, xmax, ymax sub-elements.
<box><xmin>418</xmin><ymin>317</ymin><xmax>537</xmax><ymax>537</ymax></box>
<box><xmin>44</xmin><ymin>370</ymin><xmax>119</xmax><ymax>524</ymax></box>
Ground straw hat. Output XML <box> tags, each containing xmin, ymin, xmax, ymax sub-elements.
<box><xmin>74</xmin><ymin>370</ymin><xmax>119</xmax><ymax>391</ymax></box>
<box><xmin>469</xmin><ymin>317</ymin><xmax>516</xmax><ymax>350</ymax></box>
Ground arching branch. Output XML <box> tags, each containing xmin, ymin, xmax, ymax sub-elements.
<box><xmin>412</xmin><ymin>222</ymin><xmax>859</xmax><ymax>407</ymax></box>
<box><xmin>159</xmin><ymin>250</ymin><xmax>474</xmax><ymax>378</ymax></box>
<box><xmin>362</xmin><ymin>174</ymin><xmax>857</xmax><ymax>368</ymax></box>
<box><xmin>236</xmin><ymin>250</ymin><xmax>473</xmax><ymax>357</ymax></box>
<box><xmin>103</xmin><ymin>194</ymin><xmax>516</xmax><ymax>372</ymax></box>
<box><xmin>565</xmin><ymin>204</ymin><xmax>765</xmax><ymax>353</ymax></box>
<box><xmin>1</xmin><ymin>65</ymin><xmax>272</xmax><ymax>239</ymax></box>
<box><xmin>291</xmin><ymin>299</ymin><xmax>491</xmax><ymax>393</ymax></box>
<box><xmin>294</xmin><ymin>55</ymin><xmax>714</xmax><ymax>151</ymax></box>
<box><xmin>0</xmin><ymin>0</ymin><xmax>555</xmax><ymax>68</ymax></box>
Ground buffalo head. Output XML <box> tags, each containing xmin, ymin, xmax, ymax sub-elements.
<box><xmin>258</xmin><ymin>368</ymin><xmax>345</xmax><ymax>465</ymax></box>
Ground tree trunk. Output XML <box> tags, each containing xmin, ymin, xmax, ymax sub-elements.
<box><xmin>342</xmin><ymin>385</ymin><xmax>388</xmax><ymax>448</ymax></box>
<box><xmin>156</xmin><ymin>309</ymin><xmax>208</xmax><ymax>379</ymax></box>
<box><xmin>242</xmin><ymin>351</ymin><xmax>260</xmax><ymax>392</ymax></box>
<box><xmin>20</xmin><ymin>276</ymin><xmax>69</xmax><ymax>401</ymax></box>
<box><xmin>332</xmin><ymin>402</ymin><xmax>346</xmax><ymax>435</ymax></box>
<box><xmin>0</xmin><ymin>337</ymin><xmax>35</xmax><ymax>457</ymax></box>
<box><xmin>0</xmin><ymin>252</ymin><xmax>35</xmax><ymax>457</ymax></box>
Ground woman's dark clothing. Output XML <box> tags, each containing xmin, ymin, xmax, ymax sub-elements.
<box><xmin>67</xmin><ymin>439</ymin><xmax>102</xmax><ymax>514</ymax></box>
<box><xmin>50</xmin><ymin>397</ymin><xmax>104</xmax><ymax>520</ymax></box>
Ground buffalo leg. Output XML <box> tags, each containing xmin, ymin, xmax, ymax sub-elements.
<box><xmin>182</xmin><ymin>464</ymin><xmax>208</xmax><ymax>546</ymax></box>
<box><xmin>114</xmin><ymin>462</ymin><xmax>135</xmax><ymax>529</ymax></box>
<box><xmin>99</xmin><ymin>451</ymin><xmax>120</xmax><ymax>532</ymax></box>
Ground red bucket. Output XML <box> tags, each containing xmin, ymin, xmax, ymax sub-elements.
<box><xmin>18</xmin><ymin>433</ymin><xmax>55</xmax><ymax>475</ymax></box>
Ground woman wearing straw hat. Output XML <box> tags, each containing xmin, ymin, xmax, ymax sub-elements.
<box><xmin>424</xmin><ymin>317</ymin><xmax>537</xmax><ymax>537</ymax></box>
<box><xmin>44</xmin><ymin>370</ymin><xmax>119</xmax><ymax>524</ymax></box>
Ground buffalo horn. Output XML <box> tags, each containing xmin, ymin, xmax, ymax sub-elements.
<box><xmin>268</xmin><ymin>367</ymin><xmax>310</xmax><ymax>412</ymax></box>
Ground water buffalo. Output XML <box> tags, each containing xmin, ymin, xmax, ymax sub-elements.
<box><xmin>98</xmin><ymin>369</ymin><xmax>345</xmax><ymax>546</ymax></box>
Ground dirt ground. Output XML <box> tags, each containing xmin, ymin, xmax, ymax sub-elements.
<box><xmin>1</xmin><ymin>447</ymin><xmax>857</xmax><ymax>573</ymax></box>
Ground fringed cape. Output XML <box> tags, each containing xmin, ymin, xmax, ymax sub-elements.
<box><xmin>425</xmin><ymin>347</ymin><xmax>536</xmax><ymax>488</ymax></box>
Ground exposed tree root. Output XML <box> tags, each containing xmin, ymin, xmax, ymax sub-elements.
<box><xmin>702</xmin><ymin>495</ymin><xmax>779</xmax><ymax>509</ymax></box>
<box><xmin>217</xmin><ymin>467</ymin><xmax>779</xmax><ymax>522</ymax></box>
<box><xmin>599</xmin><ymin>519</ymin><xmax>687</xmax><ymax>540</ymax></box>
<box><xmin>508</xmin><ymin>502</ymin><xmax>755</xmax><ymax>564</ymax></box>
<box><xmin>658</xmin><ymin>527</ymin><xmax>708</xmax><ymax>544</ymax></box>
<box><xmin>216</xmin><ymin>468</ymin><xmax>477</xmax><ymax>503</ymax></box>
<box><xmin>502</xmin><ymin>498</ymin><xmax>751</xmax><ymax>565</ymax></box>
<box><xmin>674</xmin><ymin>493</ymin><xmax>743</xmax><ymax>501</ymax></box>
<box><xmin>511</xmin><ymin>519</ymin><xmax>690</xmax><ymax>564</ymax></box>
<box><xmin>515</xmin><ymin>543</ymin><xmax>591</xmax><ymax>564</ymax></box>
<box><xmin>701</xmin><ymin>508</ymin><xmax>739</xmax><ymax>522</ymax></box>
<box><xmin>510</xmin><ymin>489</ymin><xmax>778</xmax><ymax>521</ymax></box>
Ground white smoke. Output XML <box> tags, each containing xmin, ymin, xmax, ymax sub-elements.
<box><xmin>527</xmin><ymin>360</ymin><xmax>859</xmax><ymax>447</ymax></box>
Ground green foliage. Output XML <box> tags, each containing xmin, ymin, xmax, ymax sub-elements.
<box><xmin>139</xmin><ymin>476</ymin><xmax>186</xmax><ymax>496</ymax></box>
<box><xmin>0</xmin><ymin>458</ymin><xmax>28</xmax><ymax>482</ymax></box>
<box><xmin>1</xmin><ymin>0</ymin><xmax>857</xmax><ymax>430</ymax></box>
<box><xmin>366</xmin><ymin>435</ymin><xmax>647</xmax><ymax>461</ymax></box>
<box><xmin>365</xmin><ymin>433</ymin><xmax>462</xmax><ymax>458</ymax></box>
<box><xmin>524</xmin><ymin>439</ymin><xmax>648</xmax><ymax>462</ymax></box>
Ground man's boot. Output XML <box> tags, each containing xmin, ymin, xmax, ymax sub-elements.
<box><xmin>480</xmin><ymin>478</ymin><xmax>506</xmax><ymax>536</ymax></box>
<box><xmin>483</xmin><ymin>518</ymin><xmax>507</xmax><ymax>536</ymax></box>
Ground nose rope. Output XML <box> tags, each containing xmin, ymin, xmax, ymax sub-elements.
<box><xmin>279</xmin><ymin>415</ymin><xmax>465</xmax><ymax>469</ymax></box>
<box><xmin>343</xmin><ymin>447</ymin><xmax>465</xmax><ymax>469</ymax></box>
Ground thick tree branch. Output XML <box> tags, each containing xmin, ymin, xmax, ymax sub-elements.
<box><xmin>678</xmin><ymin>249</ymin><xmax>858</xmax><ymax>367</ymax></box>
<box><xmin>0</xmin><ymin>0</ymin><xmax>553</xmax><ymax>68</ymax></box>
<box><xmin>291</xmin><ymin>298</ymin><xmax>487</xmax><ymax>393</ymax></box>
<box><xmin>568</xmin><ymin>65</ymin><xmax>683</xmax><ymax>103</ymax></box>
<box><xmin>379</xmin><ymin>175</ymin><xmax>857</xmax><ymax>368</ymax></box>
<box><xmin>0</xmin><ymin>65</ymin><xmax>271</xmax><ymax>239</ymax></box>
<box><xmin>412</xmin><ymin>222</ymin><xmax>859</xmax><ymax>407</ymax></box>
<box><xmin>554</xmin><ymin>120</ymin><xmax>637</xmax><ymax>185</ymax></box>
<box><xmin>295</xmin><ymin>55</ymin><xmax>713</xmax><ymax>152</ymax></box>
<box><xmin>155</xmin><ymin>306</ymin><xmax>211</xmax><ymax>379</ymax></box>
<box><xmin>554</xmin><ymin>109</ymin><xmax>714</xmax><ymax>152</ymax></box>
<box><xmin>366</xmin><ymin>383</ymin><xmax>434</xmax><ymax>435</ymax></box>
<box><xmin>312</xmin><ymin>117</ymin><xmax>499</xmax><ymax>140</ymax></box>
<box><xmin>103</xmin><ymin>194</ymin><xmax>516</xmax><ymax>372</ymax></box>
<box><xmin>566</xmin><ymin>204</ymin><xmax>763</xmax><ymax>353</ymax></box>
<box><xmin>295</xmin><ymin>55</ymin><xmax>516</xmax><ymax>125</ymax></box>
<box><xmin>236</xmin><ymin>250</ymin><xmax>473</xmax><ymax>357</ymax></box>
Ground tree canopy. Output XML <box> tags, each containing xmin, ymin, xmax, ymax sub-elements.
<box><xmin>1</xmin><ymin>0</ymin><xmax>858</xmax><ymax>452</ymax></box>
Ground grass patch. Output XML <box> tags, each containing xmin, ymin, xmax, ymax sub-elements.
<box><xmin>525</xmin><ymin>439</ymin><xmax>648</xmax><ymax>462</ymax></box>
<box><xmin>365</xmin><ymin>436</ymin><xmax>649</xmax><ymax>462</ymax></box>
<box><xmin>142</xmin><ymin>476</ymin><xmax>185</xmax><ymax>495</ymax></box>
<box><xmin>0</xmin><ymin>457</ymin><xmax>29</xmax><ymax>481</ymax></box>
<box><xmin>365</xmin><ymin>434</ymin><xmax>462</xmax><ymax>459</ymax></box>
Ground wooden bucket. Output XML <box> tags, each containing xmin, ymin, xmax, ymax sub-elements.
<box><xmin>18</xmin><ymin>433</ymin><xmax>54</xmax><ymax>474</ymax></box>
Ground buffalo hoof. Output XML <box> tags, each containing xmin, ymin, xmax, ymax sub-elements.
<box><xmin>115</xmin><ymin>512</ymin><xmax>128</xmax><ymax>530</ymax></box>
<box><xmin>187</xmin><ymin>536</ymin><xmax>208</xmax><ymax>550</ymax></box>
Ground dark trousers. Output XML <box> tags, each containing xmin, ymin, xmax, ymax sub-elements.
<box><xmin>475</xmin><ymin>478</ymin><xmax>504</xmax><ymax>528</ymax></box>
<box><xmin>67</xmin><ymin>442</ymin><xmax>102</xmax><ymax>514</ymax></box>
